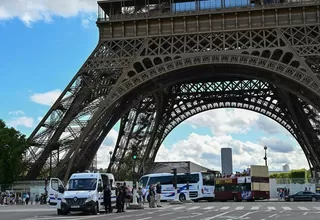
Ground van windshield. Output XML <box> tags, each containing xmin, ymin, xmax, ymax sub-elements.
<box><xmin>68</xmin><ymin>178</ymin><xmax>97</xmax><ymax>191</ymax></box>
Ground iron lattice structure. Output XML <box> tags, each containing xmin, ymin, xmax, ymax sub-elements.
<box><xmin>24</xmin><ymin>0</ymin><xmax>320</xmax><ymax>182</ymax></box>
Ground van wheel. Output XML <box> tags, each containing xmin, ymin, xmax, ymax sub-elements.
<box><xmin>92</xmin><ymin>202</ymin><xmax>98</xmax><ymax>215</ymax></box>
<box><xmin>290</xmin><ymin>197</ymin><xmax>294</xmax><ymax>202</ymax></box>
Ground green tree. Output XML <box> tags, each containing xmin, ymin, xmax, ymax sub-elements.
<box><xmin>0</xmin><ymin>119</ymin><xmax>29</xmax><ymax>184</ymax></box>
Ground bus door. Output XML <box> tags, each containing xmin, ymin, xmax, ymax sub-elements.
<box><xmin>48</xmin><ymin>178</ymin><xmax>64</xmax><ymax>206</ymax></box>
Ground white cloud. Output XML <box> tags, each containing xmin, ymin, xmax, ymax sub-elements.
<box><xmin>7</xmin><ymin>116</ymin><xmax>34</xmax><ymax>128</ymax></box>
<box><xmin>0</xmin><ymin>0</ymin><xmax>97</xmax><ymax>27</ymax></box>
<box><xmin>155</xmin><ymin>133</ymin><xmax>309</xmax><ymax>172</ymax></box>
<box><xmin>8</xmin><ymin>110</ymin><xmax>25</xmax><ymax>116</ymax></box>
<box><xmin>183</xmin><ymin>109</ymin><xmax>259</xmax><ymax>136</ymax></box>
<box><xmin>30</xmin><ymin>89</ymin><xmax>62</xmax><ymax>106</ymax></box>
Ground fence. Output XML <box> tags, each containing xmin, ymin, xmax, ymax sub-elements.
<box><xmin>97</xmin><ymin>0</ymin><xmax>320</xmax><ymax>22</ymax></box>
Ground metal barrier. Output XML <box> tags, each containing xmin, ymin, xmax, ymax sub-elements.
<box><xmin>97</xmin><ymin>0</ymin><xmax>320</xmax><ymax>22</ymax></box>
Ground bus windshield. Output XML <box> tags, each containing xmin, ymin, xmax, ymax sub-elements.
<box><xmin>202</xmin><ymin>172</ymin><xmax>215</xmax><ymax>186</ymax></box>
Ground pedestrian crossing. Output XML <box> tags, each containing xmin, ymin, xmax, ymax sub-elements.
<box><xmin>163</xmin><ymin>205</ymin><xmax>320</xmax><ymax>212</ymax></box>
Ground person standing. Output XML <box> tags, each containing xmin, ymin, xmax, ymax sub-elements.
<box><xmin>120</xmin><ymin>185</ymin><xmax>127</xmax><ymax>212</ymax></box>
<box><xmin>156</xmin><ymin>182</ymin><xmax>162</xmax><ymax>207</ymax></box>
<box><xmin>116</xmin><ymin>183</ymin><xmax>122</xmax><ymax>213</ymax></box>
<box><xmin>149</xmin><ymin>185</ymin><xmax>156</xmax><ymax>208</ymax></box>
<box><xmin>103</xmin><ymin>185</ymin><xmax>112</xmax><ymax>213</ymax></box>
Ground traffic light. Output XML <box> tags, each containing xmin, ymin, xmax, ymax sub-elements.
<box><xmin>132</xmin><ymin>146</ymin><xmax>137</xmax><ymax>160</ymax></box>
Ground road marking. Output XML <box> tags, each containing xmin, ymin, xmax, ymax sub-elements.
<box><xmin>203</xmin><ymin>206</ymin><xmax>215</xmax><ymax>210</ymax></box>
<box><xmin>135</xmin><ymin>212</ymin><xmax>155</xmax><ymax>216</ymax></box>
<box><xmin>267</xmin><ymin>207</ymin><xmax>276</xmax><ymax>210</ymax></box>
<box><xmin>159</xmin><ymin>212</ymin><xmax>175</xmax><ymax>216</ymax></box>
<box><xmin>172</xmin><ymin>206</ymin><xmax>184</xmax><ymax>210</ymax></box>
<box><xmin>200</xmin><ymin>211</ymin><xmax>232</xmax><ymax>220</ymax></box>
<box><xmin>235</xmin><ymin>206</ymin><xmax>244</xmax><ymax>210</ymax></box>
<box><xmin>314</xmin><ymin>207</ymin><xmax>320</xmax><ymax>210</ymax></box>
<box><xmin>220</xmin><ymin>206</ymin><xmax>230</xmax><ymax>210</ymax></box>
<box><xmin>238</xmin><ymin>211</ymin><xmax>258</xmax><ymax>218</ymax></box>
<box><xmin>251</xmin><ymin>206</ymin><xmax>259</xmax><ymax>210</ymax></box>
<box><xmin>298</xmin><ymin>206</ymin><xmax>309</xmax><ymax>210</ymax></box>
<box><xmin>188</xmin><ymin>206</ymin><xmax>200</xmax><ymax>210</ymax></box>
<box><xmin>268</xmin><ymin>214</ymin><xmax>277</xmax><ymax>218</ymax></box>
<box><xmin>136</xmin><ymin>217</ymin><xmax>152</xmax><ymax>220</ymax></box>
<box><xmin>282</xmin><ymin>207</ymin><xmax>292</xmax><ymax>210</ymax></box>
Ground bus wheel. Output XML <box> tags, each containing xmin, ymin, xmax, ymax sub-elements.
<box><xmin>233</xmin><ymin>195</ymin><xmax>238</xmax><ymax>202</ymax></box>
<box><xmin>179</xmin><ymin>193</ymin><xmax>186</xmax><ymax>201</ymax></box>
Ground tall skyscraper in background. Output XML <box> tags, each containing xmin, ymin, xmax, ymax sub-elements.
<box><xmin>221</xmin><ymin>148</ymin><xmax>233</xmax><ymax>175</ymax></box>
<box><xmin>282</xmin><ymin>164</ymin><xmax>290</xmax><ymax>172</ymax></box>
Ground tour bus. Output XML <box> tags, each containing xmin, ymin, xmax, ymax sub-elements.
<box><xmin>139</xmin><ymin>171</ymin><xmax>217</xmax><ymax>201</ymax></box>
<box><xmin>214</xmin><ymin>165</ymin><xmax>270</xmax><ymax>202</ymax></box>
<box><xmin>48</xmin><ymin>172</ymin><xmax>117</xmax><ymax>215</ymax></box>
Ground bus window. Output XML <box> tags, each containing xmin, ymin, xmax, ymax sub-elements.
<box><xmin>179</xmin><ymin>174</ymin><xmax>199</xmax><ymax>184</ymax></box>
<box><xmin>139</xmin><ymin>176</ymin><xmax>149</xmax><ymax>187</ymax></box>
<box><xmin>202</xmin><ymin>173</ymin><xmax>215</xmax><ymax>185</ymax></box>
<box><xmin>158</xmin><ymin>176</ymin><xmax>173</xmax><ymax>185</ymax></box>
<box><xmin>148</xmin><ymin>176</ymin><xmax>161</xmax><ymax>185</ymax></box>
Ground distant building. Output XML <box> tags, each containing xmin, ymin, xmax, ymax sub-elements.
<box><xmin>221</xmin><ymin>148</ymin><xmax>233</xmax><ymax>175</ymax></box>
<box><xmin>283</xmin><ymin>164</ymin><xmax>290</xmax><ymax>172</ymax></box>
<box><xmin>146</xmin><ymin>161</ymin><xmax>217</xmax><ymax>174</ymax></box>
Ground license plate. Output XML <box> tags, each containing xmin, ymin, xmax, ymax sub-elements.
<box><xmin>71</xmin><ymin>206</ymin><xmax>80</xmax><ymax>208</ymax></box>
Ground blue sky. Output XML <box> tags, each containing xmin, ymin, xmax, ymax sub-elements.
<box><xmin>0</xmin><ymin>0</ymin><xmax>309</xmax><ymax>172</ymax></box>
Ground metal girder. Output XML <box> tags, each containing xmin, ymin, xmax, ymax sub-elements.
<box><xmin>24</xmin><ymin>2</ymin><xmax>320</xmax><ymax>181</ymax></box>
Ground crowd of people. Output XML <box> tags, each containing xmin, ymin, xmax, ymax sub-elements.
<box><xmin>0</xmin><ymin>191</ymin><xmax>47</xmax><ymax>205</ymax></box>
<box><xmin>217</xmin><ymin>168</ymin><xmax>251</xmax><ymax>178</ymax></box>
<box><xmin>103</xmin><ymin>182</ymin><xmax>162</xmax><ymax>213</ymax></box>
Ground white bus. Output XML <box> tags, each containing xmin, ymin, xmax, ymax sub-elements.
<box><xmin>139</xmin><ymin>171</ymin><xmax>216</xmax><ymax>201</ymax></box>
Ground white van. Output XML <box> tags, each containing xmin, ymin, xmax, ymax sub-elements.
<box><xmin>48</xmin><ymin>172</ymin><xmax>117</xmax><ymax>215</ymax></box>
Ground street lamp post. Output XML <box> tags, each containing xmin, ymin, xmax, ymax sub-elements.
<box><xmin>263</xmin><ymin>146</ymin><xmax>268</xmax><ymax>166</ymax></box>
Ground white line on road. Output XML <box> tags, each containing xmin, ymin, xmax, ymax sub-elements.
<box><xmin>268</xmin><ymin>214</ymin><xmax>277</xmax><ymax>218</ymax></box>
<box><xmin>238</xmin><ymin>211</ymin><xmax>258</xmax><ymax>218</ymax></box>
<box><xmin>235</xmin><ymin>206</ymin><xmax>244</xmax><ymax>210</ymax></box>
<box><xmin>220</xmin><ymin>206</ymin><xmax>230</xmax><ymax>210</ymax></box>
<box><xmin>203</xmin><ymin>206</ymin><xmax>215</xmax><ymax>210</ymax></box>
<box><xmin>314</xmin><ymin>207</ymin><xmax>320</xmax><ymax>210</ymax></box>
<box><xmin>159</xmin><ymin>212</ymin><xmax>175</xmax><ymax>216</ymax></box>
<box><xmin>201</xmin><ymin>211</ymin><xmax>233</xmax><ymax>220</ymax></box>
<box><xmin>172</xmin><ymin>206</ymin><xmax>184</xmax><ymax>210</ymax></box>
<box><xmin>188</xmin><ymin>206</ymin><xmax>200</xmax><ymax>210</ymax></box>
<box><xmin>267</xmin><ymin>207</ymin><xmax>276</xmax><ymax>210</ymax></box>
<box><xmin>282</xmin><ymin>207</ymin><xmax>292</xmax><ymax>210</ymax></box>
<box><xmin>251</xmin><ymin>206</ymin><xmax>259</xmax><ymax>210</ymax></box>
<box><xmin>136</xmin><ymin>217</ymin><xmax>152</xmax><ymax>220</ymax></box>
<box><xmin>298</xmin><ymin>206</ymin><xmax>309</xmax><ymax>210</ymax></box>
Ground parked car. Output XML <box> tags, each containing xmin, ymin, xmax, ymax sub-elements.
<box><xmin>285</xmin><ymin>191</ymin><xmax>320</xmax><ymax>202</ymax></box>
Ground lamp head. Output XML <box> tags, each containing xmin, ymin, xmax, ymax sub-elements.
<box><xmin>264</xmin><ymin>146</ymin><xmax>267</xmax><ymax>150</ymax></box>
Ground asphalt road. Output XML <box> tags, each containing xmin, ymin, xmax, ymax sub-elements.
<box><xmin>1</xmin><ymin>201</ymin><xmax>320</xmax><ymax>220</ymax></box>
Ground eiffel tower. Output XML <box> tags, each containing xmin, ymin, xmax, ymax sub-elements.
<box><xmin>24</xmin><ymin>0</ymin><xmax>320</xmax><ymax>182</ymax></box>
